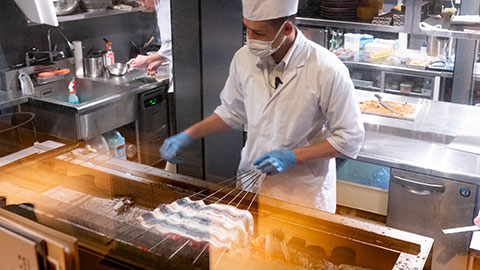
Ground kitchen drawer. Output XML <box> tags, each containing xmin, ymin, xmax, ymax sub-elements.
<box><xmin>387</xmin><ymin>168</ymin><xmax>477</xmax><ymax>270</ymax></box>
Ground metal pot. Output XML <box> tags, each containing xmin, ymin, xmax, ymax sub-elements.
<box><xmin>84</xmin><ymin>54</ymin><xmax>104</xmax><ymax>77</ymax></box>
<box><xmin>53</xmin><ymin>0</ymin><xmax>80</xmax><ymax>16</ymax></box>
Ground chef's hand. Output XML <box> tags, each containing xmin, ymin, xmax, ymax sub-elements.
<box><xmin>253</xmin><ymin>150</ymin><xmax>296</xmax><ymax>175</ymax></box>
<box><xmin>474</xmin><ymin>210</ymin><xmax>480</xmax><ymax>226</ymax></box>
<box><xmin>160</xmin><ymin>132</ymin><xmax>194</xmax><ymax>164</ymax></box>
<box><xmin>129</xmin><ymin>55</ymin><xmax>151</xmax><ymax>69</ymax></box>
<box><xmin>147</xmin><ymin>59</ymin><xmax>166</xmax><ymax>76</ymax></box>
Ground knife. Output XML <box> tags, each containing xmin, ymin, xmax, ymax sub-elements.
<box><xmin>442</xmin><ymin>225</ymin><xmax>480</xmax><ymax>234</ymax></box>
<box><xmin>375</xmin><ymin>94</ymin><xmax>399</xmax><ymax>115</ymax></box>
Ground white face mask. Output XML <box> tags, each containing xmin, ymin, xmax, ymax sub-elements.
<box><xmin>247</xmin><ymin>22</ymin><xmax>287</xmax><ymax>58</ymax></box>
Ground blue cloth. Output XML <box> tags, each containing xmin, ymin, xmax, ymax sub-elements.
<box><xmin>160</xmin><ymin>132</ymin><xmax>193</xmax><ymax>164</ymax></box>
<box><xmin>253</xmin><ymin>150</ymin><xmax>296</xmax><ymax>175</ymax></box>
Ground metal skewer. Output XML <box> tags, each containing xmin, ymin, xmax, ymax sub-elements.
<box><xmin>168</xmin><ymin>239</ymin><xmax>191</xmax><ymax>259</ymax></box>
<box><xmin>246</xmin><ymin>175</ymin><xmax>267</xmax><ymax>212</ymax></box>
<box><xmin>235</xmin><ymin>174</ymin><xmax>264</xmax><ymax>208</ymax></box>
<box><xmin>211</xmin><ymin>172</ymin><xmax>261</xmax><ymax>204</ymax></box>
<box><xmin>148</xmin><ymin>236</ymin><xmax>169</xmax><ymax>252</ymax></box>
<box><xmin>188</xmin><ymin>169</ymin><xmax>256</xmax><ymax>199</ymax></box>
<box><xmin>165</xmin><ymin>173</ymin><xmax>261</xmax><ymax>261</ymax></box>
<box><xmin>214</xmin><ymin>248</ymin><xmax>227</xmax><ymax>269</ymax></box>
<box><xmin>129</xmin><ymin>228</ymin><xmax>153</xmax><ymax>241</ymax></box>
<box><xmin>200</xmin><ymin>171</ymin><xmax>258</xmax><ymax>202</ymax></box>
<box><xmin>191</xmin><ymin>244</ymin><xmax>209</xmax><ymax>265</ymax></box>
<box><xmin>226</xmin><ymin>173</ymin><xmax>261</xmax><ymax>205</ymax></box>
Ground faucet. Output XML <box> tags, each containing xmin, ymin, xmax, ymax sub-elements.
<box><xmin>47</xmin><ymin>28</ymin><xmax>74</xmax><ymax>53</ymax></box>
<box><xmin>24</xmin><ymin>28</ymin><xmax>74</xmax><ymax>66</ymax></box>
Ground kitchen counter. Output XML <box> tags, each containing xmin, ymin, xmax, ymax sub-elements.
<box><xmin>29</xmin><ymin>69</ymin><xmax>169</xmax><ymax>111</ymax></box>
<box><xmin>82</xmin><ymin>68</ymin><xmax>169</xmax><ymax>91</ymax></box>
<box><xmin>0</xmin><ymin>90</ymin><xmax>28</xmax><ymax>110</ymax></box>
<box><xmin>25</xmin><ymin>67</ymin><xmax>170</xmax><ymax>140</ymax></box>
<box><xmin>356</xmin><ymin>90</ymin><xmax>480</xmax><ymax>184</ymax></box>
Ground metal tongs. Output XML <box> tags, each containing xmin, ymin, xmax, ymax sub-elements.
<box><xmin>375</xmin><ymin>94</ymin><xmax>399</xmax><ymax>115</ymax></box>
<box><xmin>442</xmin><ymin>224</ymin><xmax>480</xmax><ymax>234</ymax></box>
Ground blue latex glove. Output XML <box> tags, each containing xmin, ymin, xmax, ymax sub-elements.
<box><xmin>253</xmin><ymin>150</ymin><xmax>296</xmax><ymax>175</ymax></box>
<box><xmin>160</xmin><ymin>132</ymin><xmax>194</xmax><ymax>164</ymax></box>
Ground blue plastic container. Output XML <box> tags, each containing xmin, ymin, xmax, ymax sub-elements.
<box><xmin>103</xmin><ymin>130</ymin><xmax>126</xmax><ymax>160</ymax></box>
<box><xmin>337</xmin><ymin>159</ymin><xmax>390</xmax><ymax>190</ymax></box>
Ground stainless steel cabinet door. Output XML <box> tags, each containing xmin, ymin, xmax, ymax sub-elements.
<box><xmin>387</xmin><ymin>168</ymin><xmax>477</xmax><ymax>270</ymax></box>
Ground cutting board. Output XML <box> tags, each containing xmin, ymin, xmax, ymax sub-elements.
<box><xmin>358</xmin><ymin>99</ymin><xmax>422</xmax><ymax>121</ymax></box>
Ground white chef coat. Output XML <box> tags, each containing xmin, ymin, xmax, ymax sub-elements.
<box><xmin>155</xmin><ymin>0</ymin><xmax>173</xmax><ymax>92</ymax></box>
<box><xmin>156</xmin><ymin>0</ymin><xmax>171</xmax><ymax>62</ymax></box>
<box><xmin>214</xmin><ymin>29</ymin><xmax>364</xmax><ymax>213</ymax></box>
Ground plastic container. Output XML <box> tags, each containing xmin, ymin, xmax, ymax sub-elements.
<box><xmin>359</xmin><ymin>34</ymin><xmax>374</xmax><ymax>49</ymax></box>
<box><xmin>365</xmin><ymin>40</ymin><xmax>395</xmax><ymax>53</ymax></box>
<box><xmin>400</xmin><ymin>82</ymin><xmax>413</xmax><ymax>94</ymax></box>
<box><xmin>103</xmin><ymin>130</ymin><xmax>126</xmax><ymax>160</ymax></box>
<box><xmin>420</xmin><ymin>42</ymin><xmax>428</xmax><ymax>58</ymax></box>
<box><xmin>421</xmin><ymin>79</ymin><xmax>433</xmax><ymax>96</ymax></box>
<box><xmin>344</xmin><ymin>33</ymin><xmax>362</xmax><ymax>52</ymax></box>
<box><xmin>337</xmin><ymin>159</ymin><xmax>390</xmax><ymax>190</ymax></box>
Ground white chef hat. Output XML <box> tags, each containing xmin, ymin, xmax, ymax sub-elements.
<box><xmin>242</xmin><ymin>0</ymin><xmax>298</xmax><ymax>21</ymax></box>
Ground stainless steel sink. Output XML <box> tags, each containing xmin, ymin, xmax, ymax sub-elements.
<box><xmin>24</xmin><ymin>77</ymin><xmax>138</xmax><ymax>140</ymax></box>
<box><xmin>33</xmin><ymin>78</ymin><xmax>126</xmax><ymax>105</ymax></box>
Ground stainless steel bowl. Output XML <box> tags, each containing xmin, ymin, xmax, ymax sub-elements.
<box><xmin>53</xmin><ymin>0</ymin><xmax>80</xmax><ymax>15</ymax></box>
<box><xmin>80</xmin><ymin>0</ymin><xmax>111</xmax><ymax>12</ymax></box>
<box><xmin>106</xmin><ymin>63</ymin><xmax>129</xmax><ymax>76</ymax></box>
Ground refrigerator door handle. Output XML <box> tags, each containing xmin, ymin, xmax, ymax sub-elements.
<box><xmin>392</xmin><ymin>175</ymin><xmax>445</xmax><ymax>195</ymax></box>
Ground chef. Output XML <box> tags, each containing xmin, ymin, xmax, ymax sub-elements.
<box><xmin>129</xmin><ymin>0</ymin><xmax>171</xmax><ymax>78</ymax></box>
<box><xmin>160</xmin><ymin>0</ymin><xmax>364</xmax><ymax>212</ymax></box>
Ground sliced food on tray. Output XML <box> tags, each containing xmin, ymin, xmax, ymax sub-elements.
<box><xmin>359</xmin><ymin>100</ymin><xmax>418</xmax><ymax>119</ymax></box>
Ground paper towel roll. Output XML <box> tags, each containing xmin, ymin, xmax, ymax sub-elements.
<box><xmin>73</xmin><ymin>40</ymin><xmax>84</xmax><ymax>77</ymax></box>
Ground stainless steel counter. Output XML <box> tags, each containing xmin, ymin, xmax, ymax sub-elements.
<box><xmin>0</xmin><ymin>91</ymin><xmax>28</xmax><ymax>110</ymax></box>
<box><xmin>356</xmin><ymin>90</ymin><xmax>480</xmax><ymax>184</ymax></box>
<box><xmin>24</xmin><ymin>67</ymin><xmax>169</xmax><ymax>140</ymax></box>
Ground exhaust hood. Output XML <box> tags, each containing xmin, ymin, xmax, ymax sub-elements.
<box><xmin>14</xmin><ymin>0</ymin><xmax>58</xmax><ymax>26</ymax></box>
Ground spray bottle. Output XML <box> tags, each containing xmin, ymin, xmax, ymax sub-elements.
<box><xmin>68</xmin><ymin>77</ymin><xmax>79</xmax><ymax>104</ymax></box>
<box><xmin>103</xmin><ymin>38</ymin><xmax>115</xmax><ymax>66</ymax></box>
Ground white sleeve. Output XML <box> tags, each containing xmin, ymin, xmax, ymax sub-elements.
<box><xmin>213</xmin><ymin>55</ymin><xmax>247</xmax><ymax>130</ymax></box>
<box><xmin>321</xmin><ymin>64</ymin><xmax>365</xmax><ymax>159</ymax></box>
<box><xmin>156</xmin><ymin>0</ymin><xmax>172</xmax><ymax>61</ymax></box>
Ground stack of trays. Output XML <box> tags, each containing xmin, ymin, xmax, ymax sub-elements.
<box><xmin>392</xmin><ymin>14</ymin><xmax>405</xmax><ymax>26</ymax></box>
<box><xmin>320</xmin><ymin>0</ymin><xmax>358</xmax><ymax>20</ymax></box>
<box><xmin>372</xmin><ymin>16</ymin><xmax>392</xmax><ymax>25</ymax></box>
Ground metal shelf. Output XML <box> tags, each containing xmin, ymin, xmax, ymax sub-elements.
<box><xmin>57</xmin><ymin>7</ymin><xmax>145</xmax><ymax>23</ymax></box>
<box><xmin>385</xmin><ymin>88</ymin><xmax>429</xmax><ymax>98</ymax></box>
<box><xmin>344</xmin><ymin>61</ymin><xmax>453</xmax><ymax>78</ymax></box>
<box><xmin>296</xmin><ymin>17</ymin><xmax>406</xmax><ymax>33</ymax></box>
<box><xmin>355</xmin><ymin>86</ymin><xmax>381</xmax><ymax>92</ymax></box>
<box><xmin>418</xmin><ymin>28</ymin><xmax>480</xmax><ymax>41</ymax></box>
